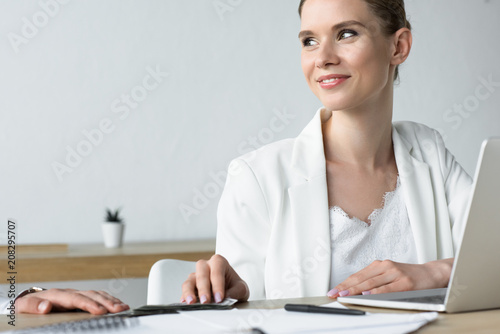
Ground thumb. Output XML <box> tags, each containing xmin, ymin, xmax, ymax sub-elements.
<box><xmin>226</xmin><ymin>280</ymin><xmax>250</xmax><ymax>302</ymax></box>
<box><xmin>15</xmin><ymin>296</ymin><xmax>53</xmax><ymax>314</ymax></box>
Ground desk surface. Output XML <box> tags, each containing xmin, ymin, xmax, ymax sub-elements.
<box><xmin>6</xmin><ymin>296</ymin><xmax>500</xmax><ymax>333</ymax></box>
<box><xmin>1</xmin><ymin>240</ymin><xmax>215</xmax><ymax>282</ymax></box>
<box><xmin>4</xmin><ymin>240</ymin><xmax>216</xmax><ymax>260</ymax></box>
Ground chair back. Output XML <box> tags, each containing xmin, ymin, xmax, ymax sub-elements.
<box><xmin>147</xmin><ymin>259</ymin><xmax>196</xmax><ymax>304</ymax></box>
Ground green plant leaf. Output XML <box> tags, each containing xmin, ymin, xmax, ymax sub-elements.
<box><xmin>105</xmin><ymin>207</ymin><xmax>123</xmax><ymax>223</ymax></box>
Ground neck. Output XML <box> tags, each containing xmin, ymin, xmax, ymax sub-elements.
<box><xmin>322</xmin><ymin>91</ymin><xmax>394</xmax><ymax>169</ymax></box>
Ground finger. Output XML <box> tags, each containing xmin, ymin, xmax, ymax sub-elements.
<box><xmin>85</xmin><ymin>290</ymin><xmax>125</xmax><ymax>307</ymax></box>
<box><xmin>329</xmin><ymin>260</ymin><xmax>388</xmax><ymax>297</ymax></box>
<box><xmin>40</xmin><ymin>289</ymin><xmax>109</xmax><ymax>315</ymax></box>
<box><xmin>181</xmin><ymin>272</ymin><xmax>198</xmax><ymax>304</ymax></box>
<box><xmin>226</xmin><ymin>280</ymin><xmax>250</xmax><ymax>302</ymax></box>
<box><xmin>92</xmin><ymin>290</ymin><xmax>123</xmax><ymax>305</ymax></box>
<box><xmin>370</xmin><ymin>279</ymin><xmax>413</xmax><ymax>295</ymax></box>
<box><xmin>209</xmin><ymin>255</ymin><xmax>229</xmax><ymax>303</ymax></box>
<box><xmin>195</xmin><ymin>260</ymin><xmax>214</xmax><ymax>304</ymax></box>
<box><xmin>224</xmin><ymin>260</ymin><xmax>250</xmax><ymax>301</ymax></box>
<box><xmin>343</xmin><ymin>271</ymin><xmax>397</xmax><ymax>296</ymax></box>
<box><xmin>354</xmin><ymin>263</ymin><xmax>421</xmax><ymax>295</ymax></box>
<box><xmin>77</xmin><ymin>290</ymin><xmax>129</xmax><ymax>313</ymax></box>
<box><xmin>15</xmin><ymin>296</ymin><xmax>53</xmax><ymax>314</ymax></box>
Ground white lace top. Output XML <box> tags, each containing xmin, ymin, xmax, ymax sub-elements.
<box><xmin>329</xmin><ymin>177</ymin><xmax>418</xmax><ymax>288</ymax></box>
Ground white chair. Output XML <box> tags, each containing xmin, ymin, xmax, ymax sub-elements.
<box><xmin>147</xmin><ymin>259</ymin><xmax>196</xmax><ymax>305</ymax></box>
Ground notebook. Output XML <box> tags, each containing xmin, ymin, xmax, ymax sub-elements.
<box><xmin>338</xmin><ymin>137</ymin><xmax>500</xmax><ymax>313</ymax></box>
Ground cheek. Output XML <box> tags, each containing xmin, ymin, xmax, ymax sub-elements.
<box><xmin>368</xmin><ymin>54</ymin><xmax>392</xmax><ymax>86</ymax></box>
<box><xmin>301</xmin><ymin>54</ymin><xmax>316</xmax><ymax>85</ymax></box>
<box><xmin>301</xmin><ymin>52</ymin><xmax>314</xmax><ymax>73</ymax></box>
<box><xmin>350</xmin><ymin>46</ymin><xmax>390</xmax><ymax>84</ymax></box>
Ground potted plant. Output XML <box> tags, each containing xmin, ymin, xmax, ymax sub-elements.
<box><xmin>102</xmin><ymin>208</ymin><xmax>125</xmax><ymax>248</ymax></box>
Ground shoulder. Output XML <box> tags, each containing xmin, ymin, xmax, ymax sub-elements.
<box><xmin>224</xmin><ymin>137</ymin><xmax>300</xmax><ymax>201</ymax></box>
<box><xmin>232</xmin><ymin>138</ymin><xmax>296</xmax><ymax>170</ymax></box>
<box><xmin>393</xmin><ymin>120</ymin><xmax>440</xmax><ymax>140</ymax></box>
<box><xmin>393</xmin><ymin>120</ymin><xmax>446</xmax><ymax>158</ymax></box>
<box><xmin>232</xmin><ymin>107</ymin><xmax>324</xmax><ymax>170</ymax></box>
<box><xmin>392</xmin><ymin>121</ymin><xmax>469</xmax><ymax>184</ymax></box>
<box><xmin>392</xmin><ymin>120</ymin><xmax>454</xmax><ymax>180</ymax></box>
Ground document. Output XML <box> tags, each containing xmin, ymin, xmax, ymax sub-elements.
<box><xmin>137</xmin><ymin>302</ymin><xmax>438</xmax><ymax>334</ymax></box>
<box><xmin>8</xmin><ymin>302</ymin><xmax>437</xmax><ymax>333</ymax></box>
<box><xmin>173</xmin><ymin>302</ymin><xmax>437</xmax><ymax>334</ymax></box>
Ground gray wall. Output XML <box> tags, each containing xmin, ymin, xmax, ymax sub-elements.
<box><xmin>1</xmin><ymin>0</ymin><xmax>499</xmax><ymax>245</ymax></box>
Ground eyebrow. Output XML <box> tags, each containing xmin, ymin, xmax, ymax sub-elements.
<box><xmin>298</xmin><ymin>20</ymin><xmax>367</xmax><ymax>39</ymax></box>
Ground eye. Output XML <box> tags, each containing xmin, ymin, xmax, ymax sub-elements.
<box><xmin>338</xmin><ymin>29</ymin><xmax>358</xmax><ymax>40</ymax></box>
<box><xmin>301</xmin><ymin>37</ymin><xmax>318</xmax><ymax>47</ymax></box>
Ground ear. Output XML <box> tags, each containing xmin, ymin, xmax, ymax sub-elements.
<box><xmin>390</xmin><ymin>28</ymin><xmax>412</xmax><ymax>66</ymax></box>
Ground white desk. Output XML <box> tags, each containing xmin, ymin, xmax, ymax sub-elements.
<box><xmin>5</xmin><ymin>296</ymin><xmax>500</xmax><ymax>333</ymax></box>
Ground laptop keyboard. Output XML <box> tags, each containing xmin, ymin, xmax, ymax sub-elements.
<box><xmin>392</xmin><ymin>294</ymin><xmax>446</xmax><ymax>304</ymax></box>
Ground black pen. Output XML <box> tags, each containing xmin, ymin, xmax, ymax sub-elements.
<box><xmin>284</xmin><ymin>304</ymin><xmax>365</xmax><ymax>316</ymax></box>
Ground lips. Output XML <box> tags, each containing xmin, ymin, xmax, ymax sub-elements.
<box><xmin>317</xmin><ymin>74</ymin><xmax>350</xmax><ymax>89</ymax></box>
<box><xmin>317</xmin><ymin>74</ymin><xmax>350</xmax><ymax>83</ymax></box>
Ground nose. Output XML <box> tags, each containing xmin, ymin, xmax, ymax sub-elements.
<box><xmin>315</xmin><ymin>41</ymin><xmax>340</xmax><ymax>68</ymax></box>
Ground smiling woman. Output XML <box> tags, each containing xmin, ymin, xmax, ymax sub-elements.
<box><xmin>0</xmin><ymin>0</ymin><xmax>497</xmax><ymax>318</ymax></box>
<box><xmin>180</xmin><ymin>0</ymin><xmax>472</xmax><ymax>304</ymax></box>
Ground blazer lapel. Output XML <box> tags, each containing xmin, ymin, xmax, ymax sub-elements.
<box><xmin>286</xmin><ymin>108</ymin><xmax>332</xmax><ymax>296</ymax></box>
<box><xmin>393</xmin><ymin>127</ymin><xmax>437</xmax><ymax>263</ymax></box>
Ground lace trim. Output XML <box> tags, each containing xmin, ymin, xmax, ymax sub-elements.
<box><xmin>329</xmin><ymin>176</ymin><xmax>400</xmax><ymax>226</ymax></box>
<box><xmin>328</xmin><ymin>174</ymin><xmax>418</xmax><ymax>287</ymax></box>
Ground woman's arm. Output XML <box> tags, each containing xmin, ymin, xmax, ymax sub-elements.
<box><xmin>181</xmin><ymin>158</ymin><xmax>271</xmax><ymax>303</ymax></box>
<box><xmin>327</xmin><ymin>258</ymin><xmax>453</xmax><ymax>297</ymax></box>
<box><xmin>435</xmin><ymin>129</ymin><xmax>473</xmax><ymax>250</ymax></box>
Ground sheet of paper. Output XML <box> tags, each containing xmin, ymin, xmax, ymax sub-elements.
<box><xmin>135</xmin><ymin>313</ymin><xmax>228</xmax><ymax>334</ymax></box>
<box><xmin>173</xmin><ymin>305</ymin><xmax>438</xmax><ymax>334</ymax></box>
<box><xmin>10</xmin><ymin>301</ymin><xmax>437</xmax><ymax>334</ymax></box>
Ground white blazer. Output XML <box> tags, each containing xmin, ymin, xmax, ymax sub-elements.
<box><xmin>216</xmin><ymin>108</ymin><xmax>472</xmax><ymax>301</ymax></box>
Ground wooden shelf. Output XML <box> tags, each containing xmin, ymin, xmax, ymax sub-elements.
<box><xmin>2</xmin><ymin>240</ymin><xmax>215</xmax><ymax>283</ymax></box>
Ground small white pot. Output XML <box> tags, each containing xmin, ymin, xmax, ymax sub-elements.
<box><xmin>102</xmin><ymin>223</ymin><xmax>125</xmax><ymax>248</ymax></box>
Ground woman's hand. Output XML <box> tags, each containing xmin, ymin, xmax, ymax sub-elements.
<box><xmin>181</xmin><ymin>254</ymin><xmax>249</xmax><ymax>304</ymax></box>
<box><xmin>15</xmin><ymin>288</ymin><xmax>130</xmax><ymax>314</ymax></box>
<box><xmin>327</xmin><ymin>258</ymin><xmax>454</xmax><ymax>298</ymax></box>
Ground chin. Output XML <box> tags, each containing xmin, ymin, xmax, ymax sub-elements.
<box><xmin>315</xmin><ymin>92</ymin><xmax>350</xmax><ymax>110</ymax></box>
<box><xmin>319</xmin><ymin>92</ymin><xmax>368</xmax><ymax>112</ymax></box>
<box><xmin>320</xmin><ymin>100</ymin><xmax>353</xmax><ymax>112</ymax></box>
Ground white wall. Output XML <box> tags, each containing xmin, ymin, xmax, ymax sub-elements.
<box><xmin>0</xmin><ymin>0</ymin><xmax>499</xmax><ymax>245</ymax></box>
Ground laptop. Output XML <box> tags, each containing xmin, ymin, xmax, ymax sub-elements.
<box><xmin>337</xmin><ymin>137</ymin><xmax>500</xmax><ymax>313</ymax></box>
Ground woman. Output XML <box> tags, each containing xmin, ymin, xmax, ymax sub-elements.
<box><xmin>181</xmin><ymin>0</ymin><xmax>471</xmax><ymax>304</ymax></box>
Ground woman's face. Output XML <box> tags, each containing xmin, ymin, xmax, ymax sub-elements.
<box><xmin>300</xmin><ymin>0</ymin><xmax>395</xmax><ymax>112</ymax></box>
